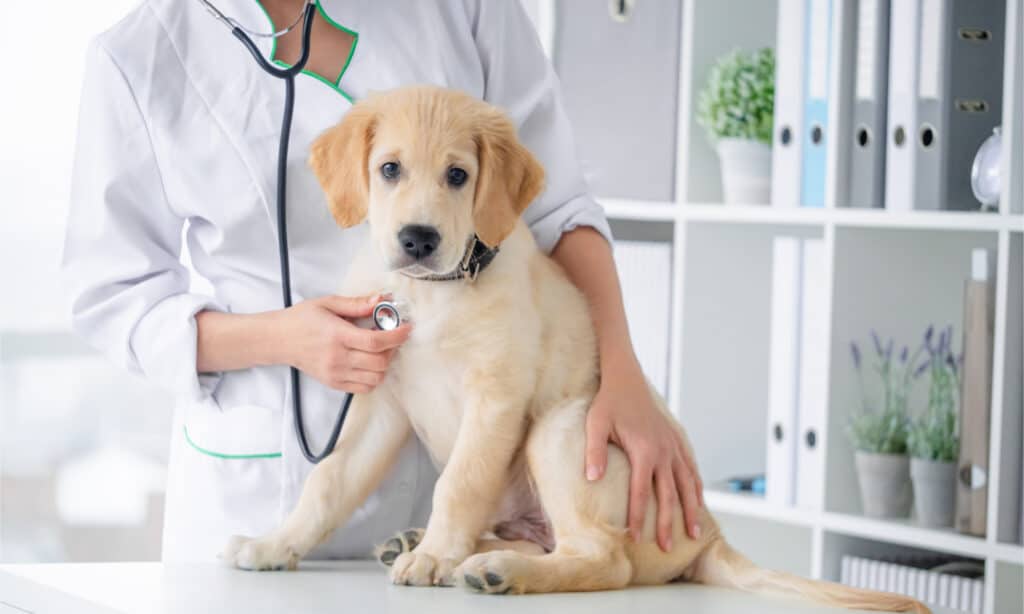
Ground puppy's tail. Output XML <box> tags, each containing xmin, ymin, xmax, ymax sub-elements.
<box><xmin>690</xmin><ymin>539</ymin><xmax>931</xmax><ymax>614</ymax></box>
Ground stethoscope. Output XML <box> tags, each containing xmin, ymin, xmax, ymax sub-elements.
<box><xmin>198</xmin><ymin>0</ymin><xmax>399</xmax><ymax>463</ymax></box>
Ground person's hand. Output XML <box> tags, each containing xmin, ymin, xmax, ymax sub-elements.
<box><xmin>584</xmin><ymin>357</ymin><xmax>704</xmax><ymax>551</ymax></box>
<box><xmin>275</xmin><ymin>294</ymin><xmax>412</xmax><ymax>393</ymax></box>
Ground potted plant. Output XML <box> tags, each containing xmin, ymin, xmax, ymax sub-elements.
<box><xmin>908</xmin><ymin>326</ymin><xmax>961</xmax><ymax>527</ymax></box>
<box><xmin>847</xmin><ymin>331</ymin><xmax>917</xmax><ymax>518</ymax></box>
<box><xmin>696</xmin><ymin>47</ymin><xmax>775</xmax><ymax>204</ymax></box>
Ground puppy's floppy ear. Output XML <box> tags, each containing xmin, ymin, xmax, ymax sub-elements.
<box><xmin>309</xmin><ymin>103</ymin><xmax>376</xmax><ymax>228</ymax></box>
<box><xmin>472</xmin><ymin>111</ymin><xmax>546</xmax><ymax>248</ymax></box>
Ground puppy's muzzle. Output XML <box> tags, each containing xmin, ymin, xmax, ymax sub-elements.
<box><xmin>398</xmin><ymin>224</ymin><xmax>441</xmax><ymax>261</ymax></box>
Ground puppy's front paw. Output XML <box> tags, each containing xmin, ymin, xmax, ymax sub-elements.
<box><xmin>456</xmin><ymin>552</ymin><xmax>523</xmax><ymax>595</ymax></box>
<box><xmin>220</xmin><ymin>534</ymin><xmax>298</xmax><ymax>571</ymax></box>
<box><xmin>389</xmin><ymin>551</ymin><xmax>458</xmax><ymax>587</ymax></box>
<box><xmin>374</xmin><ymin>528</ymin><xmax>425</xmax><ymax>567</ymax></box>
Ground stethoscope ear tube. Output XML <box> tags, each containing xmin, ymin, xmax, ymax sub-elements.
<box><xmin>225</xmin><ymin>1</ymin><xmax>349</xmax><ymax>465</ymax></box>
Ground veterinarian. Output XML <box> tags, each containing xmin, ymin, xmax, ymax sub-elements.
<box><xmin>62</xmin><ymin>0</ymin><xmax>704</xmax><ymax>562</ymax></box>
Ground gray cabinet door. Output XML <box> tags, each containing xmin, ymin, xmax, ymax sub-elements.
<box><xmin>552</xmin><ymin>0</ymin><xmax>682</xmax><ymax>202</ymax></box>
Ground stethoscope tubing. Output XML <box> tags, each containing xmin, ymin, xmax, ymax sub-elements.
<box><xmin>230</xmin><ymin>2</ymin><xmax>353</xmax><ymax>464</ymax></box>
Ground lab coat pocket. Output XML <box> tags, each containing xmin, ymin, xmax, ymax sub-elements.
<box><xmin>176</xmin><ymin>396</ymin><xmax>284</xmax><ymax>556</ymax></box>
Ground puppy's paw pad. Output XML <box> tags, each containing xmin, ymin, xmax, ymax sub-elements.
<box><xmin>456</xmin><ymin>554</ymin><xmax>518</xmax><ymax>595</ymax></box>
<box><xmin>374</xmin><ymin>528</ymin><xmax>425</xmax><ymax>567</ymax></box>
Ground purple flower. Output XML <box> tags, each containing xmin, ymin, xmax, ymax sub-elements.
<box><xmin>871</xmin><ymin>329</ymin><xmax>884</xmax><ymax>356</ymax></box>
<box><xmin>850</xmin><ymin>342</ymin><xmax>862</xmax><ymax>369</ymax></box>
<box><xmin>900</xmin><ymin>346</ymin><xmax>909</xmax><ymax>363</ymax></box>
<box><xmin>946</xmin><ymin>352</ymin><xmax>957</xmax><ymax>373</ymax></box>
<box><xmin>885</xmin><ymin>339</ymin><xmax>894</xmax><ymax>362</ymax></box>
<box><xmin>924</xmin><ymin>325</ymin><xmax>935</xmax><ymax>348</ymax></box>
<box><xmin>914</xmin><ymin>358</ymin><xmax>930</xmax><ymax>378</ymax></box>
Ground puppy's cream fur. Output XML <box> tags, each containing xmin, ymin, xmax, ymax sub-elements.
<box><xmin>222</xmin><ymin>87</ymin><xmax>929</xmax><ymax>613</ymax></box>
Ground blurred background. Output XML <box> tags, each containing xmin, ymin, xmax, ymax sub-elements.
<box><xmin>0</xmin><ymin>1</ymin><xmax>176</xmax><ymax>563</ymax></box>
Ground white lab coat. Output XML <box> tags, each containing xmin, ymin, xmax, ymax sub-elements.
<box><xmin>62</xmin><ymin>0</ymin><xmax>611</xmax><ymax>562</ymax></box>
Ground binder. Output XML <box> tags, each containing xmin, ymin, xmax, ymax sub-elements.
<box><xmin>795</xmin><ymin>238</ymin><xmax>827</xmax><ymax>509</ymax></box>
<box><xmin>847</xmin><ymin>0</ymin><xmax>890</xmax><ymax>208</ymax></box>
<box><xmin>800</xmin><ymin>0</ymin><xmax>833</xmax><ymax>207</ymax></box>
<box><xmin>765</xmin><ymin>237</ymin><xmax>802</xmax><ymax>505</ymax></box>
<box><xmin>887</xmin><ymin>0</ymin><xmax>1006</xmax><ymax>211</ymax></box>
<box><xmin>884</xmin><ymin>0</ymin><xmax>922</xmax><ymax>211</ymax></box>
<box><xmin>771</xmin><ymin>0</ymin><xmax>807</xmax><ymax>208</ymax></box>
<box><xmin>956</xmin><ymin>248</ymin><xmax>995</xmax><ymax>536</ymax></box>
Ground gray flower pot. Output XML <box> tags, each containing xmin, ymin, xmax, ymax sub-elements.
<box><xmin>854</xmin><ymin>451</ymin><xmax>913</xmax><ymax>518</ymax></box>
<box><xmin>911</xmin><ymin>458</ymin><xmax>956</xmax><ymax>527</ymax></box>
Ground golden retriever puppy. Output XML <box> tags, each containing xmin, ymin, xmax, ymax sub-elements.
<box><xmin>222</xmin><ymin>86</ymin><xmax>929</xmax><ymax>613</ymax></box>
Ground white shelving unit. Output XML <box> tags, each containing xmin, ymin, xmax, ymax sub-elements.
<box><xmin>601</xmin><ymin>2</ymin><xmax>1023</xmax><ymax>613</ymax></box>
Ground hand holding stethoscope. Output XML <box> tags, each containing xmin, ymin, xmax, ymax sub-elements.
<box><xmin>198</xmin><ymin>0</ymin><xmax>403</xmax><ymax>463</ymax></box>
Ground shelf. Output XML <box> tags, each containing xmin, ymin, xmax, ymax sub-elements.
<box><xmin>704</xmin><ymin>488</ymin><xmax>817</xmax><ymax>527</ymax></box>
<box><xmin>820</xmin><ymin>512</ymin><xmax>1021</xmax><ymax>563</ymax></box>
<box><xmin>992</xmin><ymin>542</ymin><xmax>1024</xmax><ymax>566</ymax></box>
<box><xmin>599</xmin><ymin>198</ymin><xmax>1024</xmax><ymax>231</ymax></box>
<box><xmin>599</xmin><ymin>199</ymin><xmax>677</xmax><ymax>222</ymax></box>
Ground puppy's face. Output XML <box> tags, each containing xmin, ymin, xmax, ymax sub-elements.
<box><xmin>309</xmin><ymin>87</ymin><xmax>544</xmax><ymax>276</ymax></box>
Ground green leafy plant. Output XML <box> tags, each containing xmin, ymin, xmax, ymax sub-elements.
<box><xmin>696</xmin><ymin>47</ymin><xmax>775</xmax><ymax>144</ymax></box>
<box><xmin>908</xmin><ymin>326</ymin><xmax>961</xmax><ymax>461</ymax></box>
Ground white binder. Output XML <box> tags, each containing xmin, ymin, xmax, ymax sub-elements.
<box><xmin>766</xmin><ymin>237</ymin><xmax>802</xmax><ymax>505</ymax></box>
<box><xmin>883</xmin><ymin>0</ymin><xmax>922</xmax><ymax>211</ymax></box>
<box><xmin>795</xmin><ymin>238</ymin><xmax>827</xmax><ymax>510</ymax></box>
<box><xmin>771</xmin><ymin>0</ymin><xmax>807</xmax><ymax>208</ymax></box>
<box><xmin>847</xmin><ymin>0</ymin><xmax>890</xmax><ymax>208</ymax></box>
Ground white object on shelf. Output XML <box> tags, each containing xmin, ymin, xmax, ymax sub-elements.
<box><xmin>839</xmin><ymin>554</ymin><xmax>985</xmax><ymax>614</ymax></box>
<box><xmin>612</xmin><ymin>241</ymin><xmax>672</xmax><ymax>397</ymax></box>
<box><xmin>795</xmin><ymin>238</ymin><xmax>828</xmax><ymax>510</ymax></box>
<box><xmin>765</xmin><ymin>237</ymin><xmax>803</xmax><ymax>506</ymax></box>
<box><xmin>716</xmin><ymin>138</ymin><xmax>772</xmax><ymax>204</ymax></box>
<box><xmin>770</xmin><ymin>0</ymin><xmax>807</xmax><ymax>208</ymax></box>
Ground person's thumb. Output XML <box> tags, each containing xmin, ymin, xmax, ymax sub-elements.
<box><xmin>320</xmin><ymin>293</ymin><xmax>382</xmax><ymax>319</ymax></box>
<box><xmin>584</xmin><ymin>409</ymin><xmax>612</xmax><ymax>482</ymax></box>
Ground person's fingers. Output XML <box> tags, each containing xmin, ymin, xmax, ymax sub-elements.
<box><xmin>341</xmin><ymin>322</ymin><xmax>412</xmax><ymax>352</ymax></box>
<box><xmin>333</xmin><ymin>381</ymin><xmax>374</xmax><ymax>394</ymax></box>
<box><xmin>320</xmin><ymin>293</ymin><xmax>381</xmax><ymax>319</ymax></box>
<box><xmin>347</xmin><ymin>349</ymin><xmax>395</xmax><ymax>373</ymax></box>
<box><xmin>584</xmin><ymin>410</ymin><xmax>612</xmax><ymax>481</ymax></box>
<box><xmin>332</xmin><ymin>368</ymin><xmax>385</xmax><ymax>389</ymax></box>
<box><xmin>627</xmin><ymin>456</ymin><xmax>654</xmax><ymax>542</ymax></box>
<box><xmin>654</xmin><ymin>463</ymin><xmax>678</xmax><ymax>552</ymax></box>
<box><xmin>673</xmin><ymin>456</ymin><xmax>702</xmax><ymax>540</ymax></box>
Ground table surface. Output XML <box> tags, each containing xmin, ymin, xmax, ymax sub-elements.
<box><xmin>0</xmin><ymin>560</ymin><xmax>950</xmax><ymax>614</ymax></box>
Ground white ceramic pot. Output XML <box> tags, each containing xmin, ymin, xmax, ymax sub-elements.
<box><xmin>854</xmin><ymin>451</ymin><xmax>913</xmax><ymax>518</ymax></box>
<box><xmin>716</xmin><ymin>138</ymin><xmax>772</xmax><ymax>204</ymax></box>
<box><xmin>911</xmin><ymin>457</ymin><xmax>956</xmax><ymax>527</ymax></box>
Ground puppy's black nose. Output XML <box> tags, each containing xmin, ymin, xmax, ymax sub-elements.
<box><xmin>398</xmin><ymin>224</ymin><xmax>440</xmax><ymax>260</ymax></box>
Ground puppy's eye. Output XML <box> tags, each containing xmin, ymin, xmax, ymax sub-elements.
<box><xmin>381</xmin><ymin>162</ymin><xmax>401</xmax><ymax>181</ymax></box>
<box><xmin>447</xmin><ymin>167</ymin><xmax>468</xmax><ymax>187</ymax></box>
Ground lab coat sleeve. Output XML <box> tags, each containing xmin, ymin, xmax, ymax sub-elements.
<box><xmin>61</xmin><ymin>41</ymin><xmax>224</xmax><ymax>401</ymax></box>
<box><xmin>468</xmin><ymin>0</ymin><xmax>614</xmax><ymax>254</ymax></box>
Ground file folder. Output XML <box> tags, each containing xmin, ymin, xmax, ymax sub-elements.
<box><xmin>771</xmin><ymin>0</ymin><xmax>807</xmax><ymax>208</ymax></box>
<box><xmin>800</xmin><ymin>0</ymin><xmax>833</xmax><ymax>208</ymax></box>
<box><xmin>847</xmin><ymin>0</ymin><xmax>890</xmax><ymax>208</ymax></box>
<box><xmin>887</xmin><ymin>0</ymin><xmax>1005</xmax><ymax>211</ymax></box>
<box><xmin>795</xmin><ymin>238</ymin><xmax>827</xmax><ymax>509</ymax></box>
<box><xmin>883</xmin><ymin>0</ymin><xmax>922</xmax><ymax>211</ymax></box>
<box><xmin>765</xmin><ymin>237</ymin><xmax>802</xmax><ymax>505</ymax></box>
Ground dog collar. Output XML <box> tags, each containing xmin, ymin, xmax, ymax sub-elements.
<box><xmin>401</xmin><ymin>235</ymin><xmax>499</xmax><ymax>282</ymax></box>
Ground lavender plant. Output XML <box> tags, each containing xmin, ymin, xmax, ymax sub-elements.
<box><xmin>907</xmin><ymin>325</ymin><xmax>961</xmax><ymax>462</ymax></box>
<box><xmin>847</xmin><ymin>329</ymin><xmax>919</xmax><ymax>454</ymax></box>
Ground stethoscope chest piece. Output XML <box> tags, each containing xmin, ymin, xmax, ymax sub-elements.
<box><xmin>372</xmin><ymin>301</ymin><xmax>402</xmax><ymax>331</ymax></box>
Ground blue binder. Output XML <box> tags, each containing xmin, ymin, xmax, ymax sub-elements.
<box><xmin>800</xmin><ymin>0</ymin><xmax>833</xmax><ymax>208</ymax></box>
